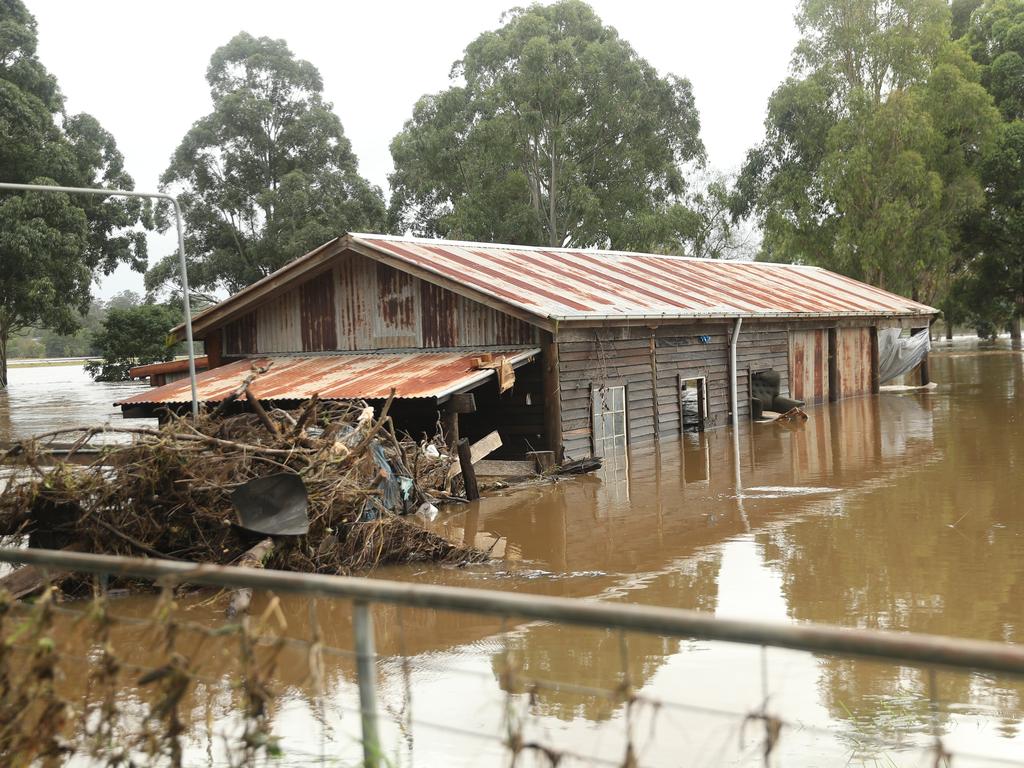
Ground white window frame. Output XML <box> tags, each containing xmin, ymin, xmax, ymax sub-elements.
<box><xmin>591</xmin><ymin>384</ymin><xmax>628</xmax><ymax>456</ymax></box>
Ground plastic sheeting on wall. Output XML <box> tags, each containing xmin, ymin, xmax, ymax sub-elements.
<box><xmin>878</xmin><ymin>328</ymin><xmax>931</xmax><ymax>384</ymax></box>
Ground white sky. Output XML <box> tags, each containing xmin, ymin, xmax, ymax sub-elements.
<box><xmin>26</xmin><ymin>0</ymin><xmax>801</xmax><ymax>298</ymax></box>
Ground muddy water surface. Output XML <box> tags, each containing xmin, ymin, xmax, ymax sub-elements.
<box><xmin>6</xmin><ymin>343</ymin><xmax>1024</xmax><ymax>766</ymax></box>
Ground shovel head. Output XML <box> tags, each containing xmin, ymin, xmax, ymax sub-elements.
<box><xmin>231</xmin><ymin>473</ymin><xmax>310</xmax><ymax>536</ymax></box>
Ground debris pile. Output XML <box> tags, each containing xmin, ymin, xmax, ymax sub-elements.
<box><xmin>0</xmin><ymin>393</ymin><xmax>486</xmax><ymax>594</ymax></box>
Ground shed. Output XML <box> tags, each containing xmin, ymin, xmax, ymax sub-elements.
<box><xmin>116</xmin><ymin>233</ymin><xmax>937</xmax><ymax>459</ymax></box>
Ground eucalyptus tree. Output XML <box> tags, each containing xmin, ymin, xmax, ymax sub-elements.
<box><xmin>0</xmin><ymin>0</ymin><xmax>147</xmax><ymax>387</ymax></box>
<box><xmin>735</xmin><ymin>0</ymin><xmax>999</xmax><ymax>304</ymax></box>
<box><xmin>957</xmin><ymin>0</ymin><xmax>1024</xmax><ymax>338</ymax></box>
<box><xmin>147</xmin><ymin>33</ymin><xmax>386</xmax><ymax>295</ymax></box>
<box><xmin>389</xmin><ymin>0</ymin><xmax>706</xmax><ymax>251</ymax></box>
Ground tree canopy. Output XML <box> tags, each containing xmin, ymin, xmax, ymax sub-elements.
<box><xmin>388</xmin><ymin>0</ymin><xmax>706</xmax><ymax>251</ymax></box>
<box><xmin>955</xmin><ymin>0</ymin><xmax>1024</xmax><ymax>336</ymax></box>
<box><xmin>0</xmin><ymin>0</ymin><xmax>148</xmax><ymax>387</ymax></box>
<box><xmin>735</xmin><ymin>0</ymin><xmax>999</xmax><ymax>304</ymax></box>
<box><xmin>147</xmin><ymin>32</ymin><xmax>387</xmax><ymax>296</ymax></box>
<box><xmin>84</xmin><ymin>302</ymin><xmax>181</xmax><ymax>382</ymax></box>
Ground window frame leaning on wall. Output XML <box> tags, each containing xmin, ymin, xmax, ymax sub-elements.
<box><xmin>590</xmin><ymin>383</ymin><xmax>628</xmax><ymax>457</ymax></box>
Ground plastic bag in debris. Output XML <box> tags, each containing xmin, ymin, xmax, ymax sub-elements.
<box><xmin>360</xmin><ymin>441</ymin><xmax>417</xmax><ymax>520</ymax></box>
<box><xmin>878</xmin><ymin>328</ymin><xmax>931</xmax><ymax>384</ymax></box>
<box><xmin>416</xmin><ymin>502</ymin><xmax>439</xmax><ymax>522</ymax></box>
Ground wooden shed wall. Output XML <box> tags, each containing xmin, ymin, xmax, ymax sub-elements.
<box><xmin>557</xmin><ymin>320</ymin><xmax>862</xmax><ymax>458</ymax></box>
<box><xmin>220</xmin><ymin>251</ymin><xmax>540</xmax><ymax>356</ymax></box>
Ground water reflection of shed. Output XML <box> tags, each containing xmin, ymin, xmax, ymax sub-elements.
<box><xmin>116</xmin><ymin>234</ymin><xmax>937</xmax><ymax>458</ymax></box>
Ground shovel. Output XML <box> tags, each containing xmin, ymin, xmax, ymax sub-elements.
<box><xmin>231</xmin><ymin>473</ymin><xmax>310</xmax><ymax>537</ymax></box>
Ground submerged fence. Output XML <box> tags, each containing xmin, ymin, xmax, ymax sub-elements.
<box><xmin>1</xmin><ymin>547</ymin><xmax>1023</xmax><ymax>766</ymax></box>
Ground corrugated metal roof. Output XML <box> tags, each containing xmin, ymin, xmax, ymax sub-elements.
<box><xmin>128</xmin><ymin>356</ymin><xmax>209</xmax><ymax>379</ymax></box>
<box><xmin>115</xmin><ymin>348</ymin><xmax>540</xmax><ymax>407</ymax></box>
<box><xmin>351</xmin><ymin>234</ymin><xmax>937</xmax><ymax>321</ymax></box>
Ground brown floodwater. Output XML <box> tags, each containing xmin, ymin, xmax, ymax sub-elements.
<box><xmin>4</xmin><ymin>342</ymin><xmax>1024</xmax><ymax>766</ymax></box>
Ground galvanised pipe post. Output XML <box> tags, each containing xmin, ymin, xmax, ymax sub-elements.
<box><xmin>0</xmin><ymin>181</ymin><xmax>200</xmax><ymax>419</ymax></box>
<box><xmin>353</xmin><ymin>600</ymin><xmax>382</xmax><ymax>768</ymax></box>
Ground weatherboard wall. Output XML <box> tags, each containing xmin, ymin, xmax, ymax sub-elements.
<box><xmin>556</xmin><ymin>320</ymin><xmax>877</xmax><ymax>459</ymax></box>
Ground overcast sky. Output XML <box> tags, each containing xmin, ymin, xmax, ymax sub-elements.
<box><xmin>26</xmin><ymin>0</ymin><xmax>801</xmax><ymax>299</ymax></box>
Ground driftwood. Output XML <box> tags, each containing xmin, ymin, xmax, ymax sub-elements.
<box><xmin>226</xmin><ymin>537</ymin><xmax>275</xmax><ymax>618</ymax></box>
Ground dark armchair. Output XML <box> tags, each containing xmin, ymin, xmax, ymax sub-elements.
<box><xmin>750</xmin><ymin>369</ymin><xmax>804</xmax><ymax>420</ymax></box>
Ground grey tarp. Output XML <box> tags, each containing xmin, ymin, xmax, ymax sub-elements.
<box><xmin>878</xmin><ymin>328</ymin><xmax>931</xmax><ymax>384</ymax></box>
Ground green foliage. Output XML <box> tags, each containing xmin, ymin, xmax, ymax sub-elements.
<box><xmin>388</xmin><ymin>0</ymin><xmax>706</xmax><ymax>250</ymax></box>
<box><xmin>736</xmin><ymin>0</ymin><xmax>999</xmax><ymax>304</ymax></box>
<box><xmin>956</xmin><ymin>1</ymin><xmax>1024</xmax><ymax>332</ymax></box>
<box><xmin>147</xmin><ymin>32</ymin><xmax>386</xmax><ymax>296</ymax></box>
<box><xmin>0</xmin><ymin>0</ymin><xmax>148</xmax><ymax>387</ymax></box>
<box><xmin>85</xmin><ymin>303</ymin><xmax>180</xmax><ymax>382</ymax></box>
<box><xmin>960</xmin><ymin>0</ymin><xmax>1024</xmax><ymax>119</ymax></box>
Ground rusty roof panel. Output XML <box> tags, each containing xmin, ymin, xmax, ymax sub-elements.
<box><xmin>115</xmin><ymin>348</ymin><xmax>540</xmax><ymax>407</ymax></box>
<box><xmin>351</xmin><ymin>234</ymin><xmax>937</xmax><ymax>321</ymax></box>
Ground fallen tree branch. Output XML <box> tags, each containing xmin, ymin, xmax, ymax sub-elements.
<box><xmin>226</xmin><ymin>537</ymin><xmax>275</xmax><ymax>618</ymax></box>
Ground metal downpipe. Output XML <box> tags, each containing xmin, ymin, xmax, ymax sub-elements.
<box><xmin>729</xmin><ymin>317</ymin><xmax>743</xmax><ymax>431</ymax></box>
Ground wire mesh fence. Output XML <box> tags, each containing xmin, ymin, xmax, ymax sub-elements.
<box><xmin>1</xmin><ymin>547</ymin><xmax>1023</xmax><ymax>767</ymax></box>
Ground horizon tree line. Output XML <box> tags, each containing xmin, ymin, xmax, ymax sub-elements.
<box><xmin>1</xmin><ymin>0</ymin><xmax>1021</xmax><ymax>385</ymax></box>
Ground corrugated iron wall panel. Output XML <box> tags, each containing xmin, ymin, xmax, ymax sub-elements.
<box><xmin>300</xmin><ymin>273</ymin><xmax>337</xmax><ymax>351</ymax></box>
<box><xmin>420</xmin><ymin>281</ymin><xmax>457</xmax><ymax>347</ymax></box>
<box><xmin>838</xmin><ymin>326</ymin><xmax>873</xmax><ymax>397</ymax></box>
<box><xmin>224</xmin><ymin>312</ymin><xmax>257</xmax><ymax>356</ymax></box>
<box><xmin>255</xmin><ymin>288</ymin><xmax>301</xmax><ymax>353</ymax></box>
<box><xmin>335</xmin><ymin>255</ymin><xmax>372</xmax><ymax>350</ymax></box>
<box><xmin>789</xmin><ymin>329</ymin><xmax>829</xmax><ymax>405</ymax></box>
<box><xmin>373</xmin><ymin>262</ymin><xmax>420</xmax><ymax>348</ymax></box>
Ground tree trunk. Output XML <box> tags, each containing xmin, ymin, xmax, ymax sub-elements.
<box><xmin>946</xmin><ymin>322</ymin><xmax>953</xmax><ymax>341</ymax></box>
<box><xmin>0</xmin><ymin>330</ymin><xmax>7</xmax><ymax>389</ymax></box>
<box><xmin>1011</xmin><ymin>314</ymin><xmax>1022</xmax><ymax>347</ymax></box>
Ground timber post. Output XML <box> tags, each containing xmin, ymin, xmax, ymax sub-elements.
<box><xmin>912</xmin><ymin>327</ymin><xmax>930</xmax><ymax>386</ymax></box>
<box><xmin>542</xmin><ymin>332</ymin><xmax>564</xmax><ymax>462</ymax></box>
<box><xmin>456</xmin><ymin>438</ymin><xmax>480</xmax><ymax>500</ymax></box>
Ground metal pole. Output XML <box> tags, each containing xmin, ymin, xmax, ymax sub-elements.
<box><xmin>729</xmin><ymin>317</ymin><xmax>743</xmax><ymax>431</ymax></box>
<box><xmin>353</xmin><ymin>600</ymin><xmax>381</xmax><ymax>768</ymax></box>
<box><xmin>0</xmin><ymin>181</ymin><xmax>199</xmax><ymax>418</ymax></box>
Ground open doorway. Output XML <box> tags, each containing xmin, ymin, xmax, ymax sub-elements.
<box><xmin>678</xmin><ymin>375</ymin><xmax>707</xmax><ymax>433</ymax></box>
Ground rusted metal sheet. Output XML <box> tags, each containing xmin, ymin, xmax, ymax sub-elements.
<box><xmin>300</xmin><ymin>275</ymin><xmax>337</xmax><ymax>351</ymax></box>
<box><xmin>256</xmin><ymin>289</ymin><xmax>301</xmax><ymax>353</ymax></box>
<box><xmin>224</xmin><ymin>313</ymin><xmax>257</xmax><ymax>356</ymax></box>
<box><xmin>789</xmin><ymin>329</ymin><xmax>829</xmax><ymax>405</ymax></box>
<box><xmin>114</xmin><ymin>348</ymin><xmax>541</xmax><ymax>406</ymax></box>
<box><xmin>420</xmin><ymin>281</ymin><xmax>456</xmax><ymax>347</ymax></box>
<box><xmin>373</xmin><ymin>263</ymin><xmax>419</xmax><ymax>347</ymax></box>
<box><xmin>353</xmin><ymin>234</ymin><xmax>937</xmax><ymax>322</ymax></box>
<box><xmin>837</xmin><ymin>327</ymin><xmax>872</xmax><ymax>397</ymax></box>
<box><xmin>177</xmin><ymin>234</ymin><xmax>938</xmax><ymax>343</ymax></box>
<box><xmin>128</xmin><ymin>356</ymin><xmax>209</xmax><ymax>380</ymax></box>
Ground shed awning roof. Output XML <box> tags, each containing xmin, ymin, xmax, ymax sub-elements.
<box><xmin>115</xmin><ymin>348</ymin><xmax>540</xmax><ymax>407</ymax></box>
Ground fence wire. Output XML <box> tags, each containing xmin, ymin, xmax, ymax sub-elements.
<box><xmin>0</xmin><ymin>549</ymin><xmax>1022</xmax><ymax>767</ymax></box>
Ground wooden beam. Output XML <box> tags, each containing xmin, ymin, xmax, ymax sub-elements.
<box><xmin>912</xmin><ymin>327</ymin><xmax>930</xmax><ymax>385</ymax></box>
<box><xmin>447</xmin><ymin>431</ymin><xmax>503</xmax><ymax>481</ymax></box>
<box><xmin>542</xmin><ymin>333</ymin><xmax>564</xmax><ymax>461</ymax></box>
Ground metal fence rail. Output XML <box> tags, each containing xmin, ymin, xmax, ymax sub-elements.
<box><xmin>1</xmin><ymin>546</ymin><xmax>1022</xmax><ymax>767</ymax></box>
